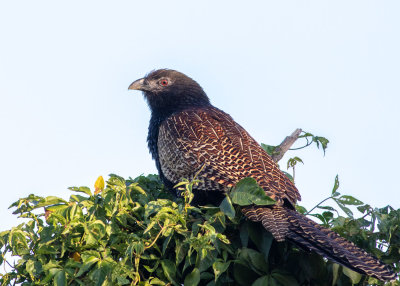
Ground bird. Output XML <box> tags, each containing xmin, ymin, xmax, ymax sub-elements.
<box><xmin>128</xmin><ymin>69</ymin><xmax>396</xmax><ymax>281</ymax></box>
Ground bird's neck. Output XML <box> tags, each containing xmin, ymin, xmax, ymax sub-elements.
<box><xmin>151</xmin><ymin>102</ymin><xmax>210</xmax><ymax>122</ymax></box>
<box><xmin>146</xmin><ymin>89</ymin><xmax>211</xmax><ymax>122</ymax></box>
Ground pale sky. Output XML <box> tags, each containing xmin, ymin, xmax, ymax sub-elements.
<box><xmin>1</xmin><ymin>1</ymin><xmax>399</xmax><ymax>231</ymax></box>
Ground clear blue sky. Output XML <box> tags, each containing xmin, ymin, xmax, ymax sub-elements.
<box><xmin>1</xmin><ymin>1</ymin><xmax>399</xmax><ymax>231</ymax></box>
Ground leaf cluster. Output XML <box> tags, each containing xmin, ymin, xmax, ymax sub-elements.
<box><xmin>1</xmin><ymin>174</ymin><xmax>399</xmax><ymax>285</ymax></box>
<box><xmin>0</xmin><ymin>175</ymin><xmax>267</xmax><ymax>285</ymax></box>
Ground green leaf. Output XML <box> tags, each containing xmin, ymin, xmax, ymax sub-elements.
<box><xmin>335</xmin><ymin>200</ymin><xmax>353</xmax><ymax>218</ymax></box>
<box><xmin>161</xmin><ymin>259</ymin><xmax>178</xmax><ymax>285</ymax></box>
<box><xmin>34</xmin><ymin>196</ymin><xmax>68</xmax><ymax>209</ymax></box>
<box><xmin>233</xmin><ymin>263</ymin><xmax>258</xmax><ymax>286</ymax></box>
<box><xmin>184</xmin><ymin>268</ymin><xmax>200</xmax><ymax>286</ymax></box>
<box><xmin>37</xmin><ymin>244</ymin><xmax>57</xmax><ymax>254</ymax></box>
<box><xmin>46</xmin><ymin>204</ymin><xmax>69</xmax><ymax>212</ymax></box>
<box><xmin>54</xmin><ymin>270</ymin><xmax>66</xmax><ymax>286</ymax></box>
<box><xmin>76</xmin><ymin>255</ymin><xmax>99</xmax><ymax>276</ymax></box>
<box><xmin>314</xmin><ymin>136</ymin><xmax>329</xmax><ymax>154</ymax></box>
<box><xmin>247</xmin><ymin>223</ymin><xmax>273</xmax><ymax>259</ymax></box>
<box><xmin>219</xmin><ymin>197</ymin><xmax>235</xmax><ymax>219</ymax></box>
<box><xmin>150</xmin><ymin>277</ymin><xmax>167</xmax><ymax>285</ymax></box>
<box><xmin>230</xmin><ymin>178</ymin><xmax>275</xmax><ymax>206</ymax></box>
<box><xmin>316</xmin><ymin>205</ymin><xmax>336</xmax><ymax>212</ymax></box>
<box><xmin>342</xmin><ymin>267</ymin><xmax>362</xmax><ymax>284</ymax></box>
<box><xmin>337</xmin><ymin>195</ymin><xmax>363</xmax><ymax>206</ymax></box>
<box><xmin>331</xmin><ymin>175</ymin><xmax>340</xmax><ymax>196</ymax></box>
<box><xmin>126</xmin><ymin>237</ymin><xmax>145</xmax><ymax>257</ymax></box>
<box><xmin>9</xmin><ymin>229</ymin><xmax>29</xmax><ymax>255</ymax></box>
<box><xmin>175</xmin><ymin>239</ymin><xmax>187</xmax><ymax>265</ymax></box>
<box><xmin>212</xmin><ymin>261</ymin><xmax>230</xmax><ymax>281</ymax></box>
<box><xmin>332</xmin><ymin>264</ymin><xmax>340</xmax><ymax>286</ymax></box>
<box><xmin>69</xmin><ymin>186</ymin><xmax>92</xmax><ymax>196</ymax></box>
<box><xmin>238</xmin><ymin>248</ymin><xmax>268</xmax><ymax>274</ymax></box>
<box><xmin>162</xmin><ymin>234</ymin><xmax>172</xmax><ymax>255</ymax></box>
<box><xmin>310</xmin><ymin>213</ymin><xmax>327</xmax><ymax>224</ymax></box>
<box><xmin>282</xmin><ymin>171</ymin><xmax>294</xmax><ymax>182</ymax></box>
<box><xmin>367</xmin><ymin>277</ymin><xmax>380</xmax><ymax>285</ymax></box>
<box><xmin>67</xmin><ymin>203</ymin><xmax>84</xmax><ymax>221</ymax></box>
<box><xmin>261</xmin><ymin>143</ymin><xmax>277</xmax><ymax>156</ymax></box>
<box><xmin>357</xmin><ymin>204</ymin><xmax>371</xmax><ymax>213</ymax></box>
<box><xmin>26</xmin><ymin>259</ymin><xmax>42</xmax><ymax>279</ymax></box>
<box><xmin>129</xmin><ymin>182</ymin><xmax>147</xmax><ymax>195</ymax></box>
<box><xmin>84</xmin><ymin>220</ymin><xmax>106</xmax><ymax>246</ymax></box>
<box><xmin>70</xmin><ymin>194</ymin><xmax>90</xmax><ymax>203</ymax></box>
<box><xmin>240</xmin><ymin>223</ymin><xmax>249</xmax><ymax>247</ymax></box>
<box><xmin>310</xmin><ymin>212</ymin><xmax>334</xmax><ymax>226</ymax></box>
<box><xmin>271</xmin><ymin>270</ymin><xmax>298</xmax><ymax>285</ymax></box>
<box><xmin>90</xmin><ymin>266</ymin><xmax>108</xmax><ymax>286</ymax></box>
<box><xmin>287</xmin><ymin>156</ymin><xmax>304</xmax><ymax>169</ymax></box>
<box><xmin>251</xmin><ymin>275</ymin><xmax>270</xmax><ymax>286</ymax></box>
<box><xmin>295</xmin><ymin>205</ymin><xmax>307</xmax><ymax>214</ymax></box>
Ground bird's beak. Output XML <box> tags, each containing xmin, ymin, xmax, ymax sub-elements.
<box><xmin>128</xmin><ymin>78</ymin><xmax>148</xmax><ymax>91</ymax></box>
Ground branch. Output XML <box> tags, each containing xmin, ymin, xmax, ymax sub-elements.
<box><xmin>305</xmin><ymin>196</ymin><xmax>332</xmax><ymax>215</ymax></box>
<box><xmin>144</xmin><ymin>224</ymin><xmax>174</xmax><ymax>250</ymax></box>
<box><xmin>272</xmin><ymin>128</ymin><xmax>302</xmax><ymax>162</ymax></box>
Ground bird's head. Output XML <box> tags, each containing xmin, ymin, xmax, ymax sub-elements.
<box><xmin>128</xmin><ymin>69</ymin><xmax>210</xmax><ymax>115</ymax></box>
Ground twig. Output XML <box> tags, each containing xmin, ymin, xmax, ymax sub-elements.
<box><xmin>272</xmin><ymin>128</ymin><xmax>302</xmax><ymax>162</ymax></box>
<box><xmin>306</xmin><ymin>196</ymin><xmax>332</xmax><ymax>215</ymax></box>
<box><xmin>144</xmin><ymin>224</ymin><xmax>174</xmax><ymax>250</ymax></box>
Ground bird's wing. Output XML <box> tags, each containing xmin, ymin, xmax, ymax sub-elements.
<box><xmin>157</xmin><ymin>107</ymin><xmax>397</xmax><ymax>281</ymax></box>
<box><xmin>157</xmin><ymin>106</ymin><xmax>301</xmax><ymax>206</ymax></box>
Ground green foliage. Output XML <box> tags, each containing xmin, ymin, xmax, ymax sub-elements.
<box><xmin>287</xmin><ymin>156</ymin><xmax>304</xmax><ymax>170</ymax></box>
<box><xmin>262</xmin><ymin>131</ymin><xmax>329</xmax><ymax>182</ymax></box>
<box><xmin>1</xmin><ymin>175</ymin><xmax>399</xmax><ymax>285</ymax></box>
<box><xmin>260</xmin><ymin>143</ymin><xmax>277</xmax><ymax>157</ymax></box>
<box><xmin>1</xmin><ymin>132</ymin><xmax>399</xmax><ymax>285</ymax></box>
<box><xmin>261</xmin><ymin>131</ymin><xmax>329</xmax><ymax>157</ymax></box>
<box><xmin>296</xmin><ymin>131</ymin><xmax>330</xmax><ymax>155</ymax></box>
<box><xmin>230</xmin><ymin>178</ymin><xmax>275</xmax><ymax>206</ymax></box>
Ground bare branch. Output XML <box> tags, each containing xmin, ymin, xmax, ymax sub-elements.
<box><xmin>272</xmin><ymin>128</ymin><xmax>302</xmax><ymax>162</ymax></box>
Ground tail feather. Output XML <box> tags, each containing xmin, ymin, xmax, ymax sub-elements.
<box><xmin>243</xmin><ymin>206</ymin><xmax>396</xmax><ymax>281</ymax></box>
<box><xmin>242</xmin><ymin>205</ymin><xmax>288</xmax><ymax>241</ymax></box>
<box><xmin>286</xmin><ymin>208</ymin><xmax>396</xmax><ymax>281</ymax></box>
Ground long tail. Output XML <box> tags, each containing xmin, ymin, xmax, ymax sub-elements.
<box><xmin>243</xmin><ymin>206</ymin><xmax>396</xmax><ymax>281</ymax></box>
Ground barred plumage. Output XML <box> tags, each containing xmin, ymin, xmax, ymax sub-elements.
<box><xmin>129</xmin><ymin>69</ymin><xmax>396</xmax><ymax>281</ymax></box>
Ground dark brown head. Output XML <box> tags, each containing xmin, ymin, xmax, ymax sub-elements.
<box><xmin>128</xmin><ymin>69</ymin><xmax>211</xmax><ymax>116</ymax></box>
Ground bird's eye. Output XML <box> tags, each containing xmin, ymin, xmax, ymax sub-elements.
<box><xmin>160</xmin><ymin>79</ymin><xmax>169</xmax><ymax>86</ymax></box>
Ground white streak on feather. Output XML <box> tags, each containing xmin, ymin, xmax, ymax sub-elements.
<box><xmin>260</xmin><ymin>155</ymin><xmax>267</xmax><ymax>172</ymax></box>
<box><xmin>238</xmin><ymin>137</ymin><xmax>243</xmax><ymax>151</ymax></box>
<box><xmin>248</xmin><ymin>145</ymin><xmax>254</xmax><ymax>162</ymax></box>
<box><xmin>193</xmin><ymin>112</ymin><xmax>203</xmax><ymax>121</ymax></box>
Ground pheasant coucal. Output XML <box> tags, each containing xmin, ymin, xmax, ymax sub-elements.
<box><xmin>128</xmin><ymin>69</ymin><xmax>396</xmax><ymax>281</ymax></box>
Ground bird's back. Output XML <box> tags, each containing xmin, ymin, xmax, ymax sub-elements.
<box><xmin>156</xmin><ymin>106</ymin><xmax>300</xmax><ymax>207</ymax></box>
